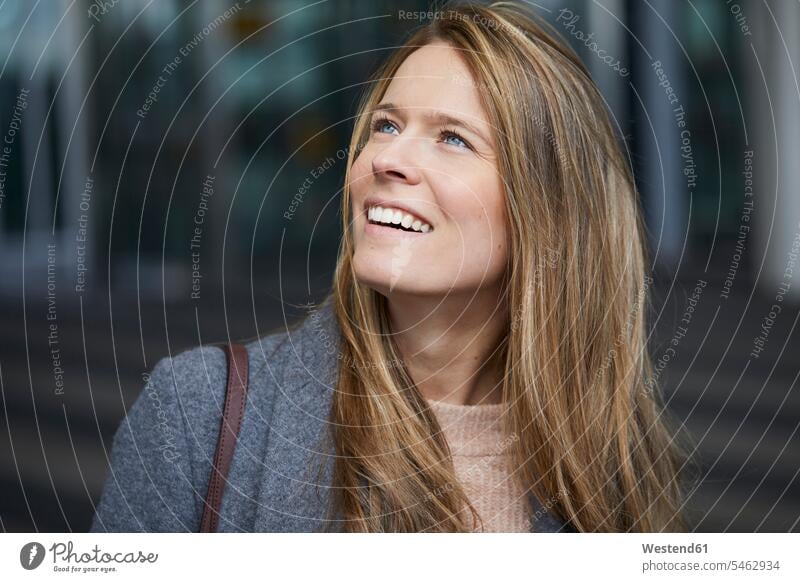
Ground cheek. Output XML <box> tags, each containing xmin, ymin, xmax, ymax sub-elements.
<box><xmin>484</xmin><ymin>195</ymin><xmax>508</xmax><ymax>265</ymax></box>
<box><xmin>346</xmin><ymin>155</ymin><xmax>372</xmax><ymax>229</ymax></box>
<box><xmin>468</xmin><ymin>211</ymin><xmax>507</xmax><ymax>266</ymax></box>
<box><xmin>440</xmin><ymin>178</ymin><xmax>507</xmax><ymax>268</ymax></box>
<box><xmin>348</xmin><ymin>146</ymin><xmax>375</xmax><ymax>193</ymax></box>
<box><xmin>440</xmin><ymin>176</ymin><xmax>506</xmax><ymax>240</ymax></box>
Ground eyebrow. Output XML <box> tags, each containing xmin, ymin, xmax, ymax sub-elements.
<box><xmin>371</xmin><ymin>102</ymin><xmax>491</xmax><ymax>146</ymax></box>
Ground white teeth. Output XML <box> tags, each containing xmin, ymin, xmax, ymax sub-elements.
<box><xmin>367</xmin><ymin>205</ymin><xmax>433</xmax><ymax>233</ymax></box>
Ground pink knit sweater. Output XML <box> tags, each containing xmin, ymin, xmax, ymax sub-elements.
<box><xmin>426</xmin><ymin>397</ymin><xmax>531</xmax><ymax>532</ymax></box>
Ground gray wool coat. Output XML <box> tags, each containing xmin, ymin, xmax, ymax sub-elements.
<box><xmin>90</xmin><ymin>300</ymin><xmax>573</xmax><ymax>533</ymax></box>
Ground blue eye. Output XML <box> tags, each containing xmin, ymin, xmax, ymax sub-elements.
<box><xmin>369</xmin><ymin>115</ymin><xmax>473</xmax><ymax>151</ymax></box>
<box><xmin>441</xmin><ymin>131</ymin><xmax>469</xmax><ymax>149</ymax></box>
<box><xmin>372</xmin><ymin>116</ymin><xmax>398</xmax><ymax>135</ymax></box>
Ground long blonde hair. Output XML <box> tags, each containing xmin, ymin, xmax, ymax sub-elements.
<box><xmin>318</xmin><ymin>1</ymin><xmax>688</xmax><ymax>532</ymax></box>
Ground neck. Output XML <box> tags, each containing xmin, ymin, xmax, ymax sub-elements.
<box><xmin>386</xmin><ymin>287</ymin><xmax>508</xmax><ymax>406</ymax></box>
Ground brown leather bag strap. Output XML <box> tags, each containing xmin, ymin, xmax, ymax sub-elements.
<box><xmin>199</xmin><ymin>343</ymin><xmax>249</xmax><ymax>532</ymax></box>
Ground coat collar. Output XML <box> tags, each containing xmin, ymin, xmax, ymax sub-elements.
<box><xmin>252</xmin><ymin>300</ymin><xmax>573</xmax><ymax>532</ymax></box>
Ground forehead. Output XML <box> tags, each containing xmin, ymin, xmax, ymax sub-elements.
<box><xmin>382</xmin><ymin>41</ymin><xmax>489</xmax><ymax>125</ymax></box>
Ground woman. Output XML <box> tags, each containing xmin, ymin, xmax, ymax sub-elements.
<box><xmin>91</xmin><ymin>1</ymin><xmax>687</xmax><ymax>533</ymax></box>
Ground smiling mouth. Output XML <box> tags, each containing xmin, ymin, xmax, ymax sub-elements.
<box><xmin>368</xmin><ymin>218</ymin><xmax>420</xmax><ymax>233</ymax></box>
<box><xmin>367</xmin><ymin>206</ymin><xmax>433</xmax><ymax>233</ymax></box>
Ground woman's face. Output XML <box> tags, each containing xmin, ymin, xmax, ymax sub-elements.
<box><xmin>349</xmin><ymin>41</ymin><xmax>507</xmax><ymax>298</ymax></box>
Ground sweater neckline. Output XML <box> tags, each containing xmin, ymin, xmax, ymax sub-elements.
<box><xmin>425</xmin><ymin>397</ymin><xmax>510</xmax><ymax>457</ymax></box>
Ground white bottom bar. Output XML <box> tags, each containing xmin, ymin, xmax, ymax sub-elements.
<box><xmin>2</xmin><ymin>533</ymin><xmax>798</xmax><ymax>581</ymax></box>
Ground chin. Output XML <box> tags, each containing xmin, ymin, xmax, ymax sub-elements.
<box><xmin>352</xmin><ymin>256</ymin><xmax>427</xmax><ymax>297</ymax></box>
<box><xmin>353</xmin><ymin>263</ymin><xmax>401</xmax><ymax>296</ymax></box>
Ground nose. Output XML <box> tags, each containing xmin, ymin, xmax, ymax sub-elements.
<box><xmin>370</xmin><ymin>137</ymin><xmax>423</xmax><ymax>185</ymax></box>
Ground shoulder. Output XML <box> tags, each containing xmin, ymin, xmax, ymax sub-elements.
<box><xmin>90</xmin><ymin>300</ymin><xmax>339</xmax><ymax>532</ymax></box>
<box><xmin>147</xmin><ymin>296</ymin><xmax>338</xmax><ymax>405</ymax></box>
<box><xmin>164</xmin><ymin>298</ymin><xmax>340</xmax><ymax>414</ymax></box>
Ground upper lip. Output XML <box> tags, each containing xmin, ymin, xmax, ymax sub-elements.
<box><xmin>363</xmin><ymin>196</ymin><xmax>433</xmax><ymax>228</ymax></box>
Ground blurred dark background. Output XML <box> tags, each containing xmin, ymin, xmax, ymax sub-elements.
<box><xmin>0</xmin><ymin>0</ymin><xmax>798</xmax><ymax>532</ymax></box>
